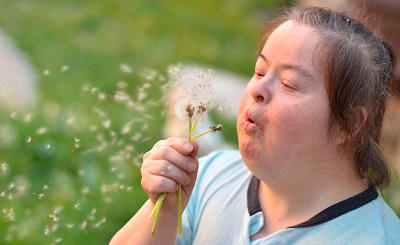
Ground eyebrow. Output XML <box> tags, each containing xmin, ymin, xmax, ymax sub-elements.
<box><xmin>257</xmin><ymin>52</ymin><xmax>314</xmax><ymax>79</ymax></box>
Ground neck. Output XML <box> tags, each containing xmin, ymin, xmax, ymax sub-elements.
<box><xmin>253</xmin><ymin>155</ymin><xmax>368</xmax><ymax>238</ymax></box>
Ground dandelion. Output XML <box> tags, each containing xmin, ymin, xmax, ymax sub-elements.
<box><xmin>43</xmin><ymin>69</ymin><xmax>50</xmax><ymax>76</ymax></box>
<box><xmin>149</xmin><ymin>65</ymin><xmax>222</xmax><ymax>236</ymax></box>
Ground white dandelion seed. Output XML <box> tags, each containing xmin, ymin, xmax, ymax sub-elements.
<box><xmin>61</xmin><ymin>65</ymin><xmax>70</xmax><ymax>72</ymax></box>
<box><xmin>139</xmin><ymin>68</ymin><xmax>158</xmax><ymax>80</ymax></box>
<box><xmin>1</xmin><ymin>162</ymin><xmax>8</xmax><ymax>174</ymax></box>
<box><xmin>23</xmin><ymin>113</ymin><xmax>32</xmax><ymax>123</ymax></box>
<box><xmin>74</xmin><ymin>202</ymin><xmax>81</xmax><ymax>210</ymax></box>
<box><xmin>93</xmin><ymin>217</ymin><xmax>106</xmax><ymax>228</ymax></box>
<box><xmin>102</xmin><ymin>120</ymin><xmax>111</xmax><ymax>129</ymax></box>
<box><xmin>66</xmin><ymin>117</ymin><xmax>75</xmax><ymax>125</ymax></box>
<box><xmin>117</xmin><ymin>81</ymin><xmax>127</xmax><ymax>89</ymax></box>
<box><xmin>81</xmin><ymin>187</ymin><xmax>90</xmax><ymax>195</ymax></box>
<box><xmin>36</xmin><ymin>127</ymin><xmax>48</xmax><ymax>136</ymax></box>
<box><xmin>121</xmin><ymin>122</ymin><xmax>131</xmax><ymax>134</ymax></box>
<box><xmin>120</xmin><ymin>63</ymin><xmax>133</xmax><ymax>73</ymax></box>
<box><xmin>66</xmin><ymin>223</ymin><xmax>74</xmax><ymax>229</ymax></box>
<box><xmin>98</xmin><ymin>92</ymin><xmax>107</xmax><ymax>101</ymax></box>
<box><xmin>114</xmin><ymin>91</ymin><xmax>131</xmax><ymax>102</ymax></box>
<box><xmin>80</xmin><ymin>220</ymin><xmax>88</xmax><ymax>232</ymax></box>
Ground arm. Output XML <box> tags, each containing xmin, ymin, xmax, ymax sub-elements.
<box><xmin>109</xmin><ymin>137</ymin><xmax>199</xmax><ymax>245</ymax></box>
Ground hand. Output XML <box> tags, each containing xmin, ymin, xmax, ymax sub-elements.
<box><xmin>141</xmin><ymin>137</ymin><xmax>199</xmax><ymax>211</ymax></box>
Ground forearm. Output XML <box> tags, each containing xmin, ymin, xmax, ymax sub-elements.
<box><xmin>109</xmin><ymin>199</ymin><xmax>178</xmax><ymax>245</ymax></box>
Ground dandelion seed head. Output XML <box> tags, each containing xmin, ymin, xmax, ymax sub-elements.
<box><xmin>43</xmin><ymin>69</ymin><xmax>50</xmax><ymax>76</ymax></box>
<box><xmin>168</xmin><ymin>65</ymin><xmax>216</xmax><ymax>122</ymax></box>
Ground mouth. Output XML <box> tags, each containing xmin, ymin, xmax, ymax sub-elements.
<box><xmin>241</xmin><ymin>110</ymin><xmax>261</xmax><ymax>132</ymax></box>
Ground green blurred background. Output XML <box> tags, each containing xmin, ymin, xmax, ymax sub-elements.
<box><xmin>0</xmin><ymin>1</ymin><xmax>398</xmax><ymax>244</ymax></box>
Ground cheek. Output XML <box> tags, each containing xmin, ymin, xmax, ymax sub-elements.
<box><xmin>273</xmin><ymin>101</ymin><xmax>330</xmax><ymax>144</ymax></box>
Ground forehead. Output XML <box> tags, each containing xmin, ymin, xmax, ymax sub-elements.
<box><xmin>260</xmin><ymin>20</ymin><xmax>323</xmax><ymax>77</ymax></box>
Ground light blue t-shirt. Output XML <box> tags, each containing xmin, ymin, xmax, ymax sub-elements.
<box><xmin>177</xmin><ymin>150</ymin><xmax>400</xmax><ymax>245</ymax></box>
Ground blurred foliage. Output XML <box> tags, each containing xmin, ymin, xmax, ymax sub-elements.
<box><xmin>0</xmin><ymin>0</ymin><xmax>292</xmax><ymax>244</ymax></box>
<box><xmin>0</xmin><ymin>0</ymin><xmax>398</xmax><ymax>244</ymax></box>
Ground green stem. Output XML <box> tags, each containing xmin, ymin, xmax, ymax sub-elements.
<box><xmin>150</xmin><ymin>192</ymin><xmax>166</xmax><ymax>236</ymax></box>
<box><xmin>149</xmin><ymin>121</ymin><xmax>222</xmax><ymax>237</ymax></box>
<box><xmin>177</xmin><ymin>185</ymin><xmax>182</xmax><ymax>235</ymax></box>
<box><xmin>191</xmin><ymin>124</ymin><xmax>223</xmax><ymax>141</ymax></box>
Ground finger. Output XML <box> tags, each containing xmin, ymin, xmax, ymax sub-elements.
<box><xmin>154</xmin><ymin>137</ymin><xmax>195</xmax><ymax>156</ymax></box>
<box><xmin>141</xmin><ymin>174</ymin><xmax>179</xmax><ymax>200</ymax></box>
<box><xmin>147</xmin><ymin>144</ymin><xmax>197</xmax><ymax>173</ymax></box>
<box><xmin>145</xmin><ymin>159</ymin><xmax>191</xmax><ymax>186</ymax></box>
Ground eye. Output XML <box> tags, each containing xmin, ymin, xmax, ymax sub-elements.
<box><xmin>281</xmin><ymin>80</ymin><xmax>297</xmax><ymax>91</ymax></box>
<box><xmin>254</xmin><ymin>72</ymin><xmax>265</xmax><ymax>79</ymax></box>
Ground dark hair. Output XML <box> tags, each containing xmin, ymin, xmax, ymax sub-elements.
<box><xmin>257</xmin><ymin>6</ymin><xmax>397</xmax><ymax>189</ymax></box>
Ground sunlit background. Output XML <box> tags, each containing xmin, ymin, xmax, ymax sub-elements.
<box><xmin>0</xmin><ymin>0</ymin><xmax>399</xmax><ymax>244</ymax></box>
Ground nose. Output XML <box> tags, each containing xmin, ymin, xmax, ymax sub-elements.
<box><xmin>250</xmin><ymin>76</ymin><xmax>272</xmax><ymax>104</ymax></box>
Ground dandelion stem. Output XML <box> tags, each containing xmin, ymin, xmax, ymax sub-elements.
<box><xmin>177</xmin><ymin>185</ymin><xmax>182</xmax><ymax>235</ymax></box>
<box><xmin>150</xmin><ymin>192</ymin><xmax>166</xmax><ymax>236</ymax></box>
<box><xmin>191</xmin><ymin>124</ymin><xmax>223</xmax><ymax>141</ymax></box>
<box><xmin>191</xmin><ymin>120</ymin><xmax>198</xmax><ymax>133</ymax></box>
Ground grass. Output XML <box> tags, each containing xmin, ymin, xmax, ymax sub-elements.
<box><xmin>0</xmin><ymin>0</ymin><xmax>290</xmax><ymax>244</ymax></box>
<box><xmin>0</xmin><ymin>1</ymin><xmax>398</xmax><ymax>244</ymax></box>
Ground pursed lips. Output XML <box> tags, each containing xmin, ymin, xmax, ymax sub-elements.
<box><xmin>242</xmin><ymin>108</ymin><xmax>263</xmax><ymax>131</ymax></box>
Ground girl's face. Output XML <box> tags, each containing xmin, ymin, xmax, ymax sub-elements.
<box><xmin>237</xmin><ymin>21</ymin><xmax>334</xmax><ymax>176</ymax></box>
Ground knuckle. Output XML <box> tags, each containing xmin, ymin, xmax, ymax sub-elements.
<box><xmin>159</xmin><ymin>146</ymin><xmax>173</xmax><ymax>159</ymax></box>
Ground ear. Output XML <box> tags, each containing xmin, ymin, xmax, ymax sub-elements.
<box><xmin>332</xmin><ymin>106</ymin><xmax>368</xmax><ymax>146</ymax></box>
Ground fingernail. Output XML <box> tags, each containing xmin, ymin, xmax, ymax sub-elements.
<box><xmin>183</xmin><ymin>143</ymin><xmax>193</xmax><ymax>152</ymax></box>
<box><xmin>185</xmin><ymin>177</ymin><xmax>191</xmax><ymax>185</ymax></box>
<box><xmin>186</xmin><ymin>161</ymin><xmax>196</xmax><ymax>171</ymax></box>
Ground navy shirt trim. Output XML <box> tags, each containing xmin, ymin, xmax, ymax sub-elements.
<box><xmin>247</xmin><ymin>175</ymin><xmax>378</xmax><ymax>228</ymax></box>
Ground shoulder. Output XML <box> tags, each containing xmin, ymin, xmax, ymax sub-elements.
<box><xmin>316</xmin><ymin>194</ymin><xmax>400</xmax><ymax>244</ymax></box>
